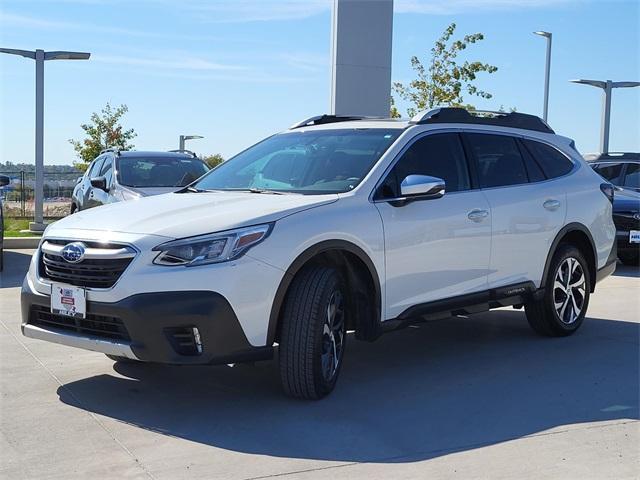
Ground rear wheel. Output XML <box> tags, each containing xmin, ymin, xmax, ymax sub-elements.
<box><xmin>525</xmin><ymin>244</ymin><xmax>590</xmax><ymax>337</ymax></box>
<box><xmin>278</xmin><ymin>266</ymin><xmax>347</xmax><ymax>400</ymax></box>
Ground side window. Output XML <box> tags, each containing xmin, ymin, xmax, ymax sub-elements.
<box><xmin>465</xmin><ymin>133</ymin><xmax>528</xmax><ymax>188</ymax></box>
<box><xmin>522</xmin><ymin>139</ymin><xmax>574</xmax><ymax>179</ymax></box>
<box><xmin>592</xmin><ymin>163</ymin><xmax>623</xmax><ymax>183</ymax></box>
<box><xmin>88</xmin><ymin>157</ymin><xmax>104</xmax><ymax>178</ymax></box>
<box><xmin>379</xmin><ymin>133</ymin><xmax>470</xmax><ymax>198</ymax></box>
<box><xmin>518</xmin><ymin>140</ymin><xmax>546</xmax><ymax>182</ymax></box>
<box><xmin>623</xmin><ymin>163</ymin><xmax>640</xmax><ymax>189</ymax></box>
<box><xmin>100</xmin><ymin>158</ymin><xmax>113</xmax><ymax>188</ymax></box>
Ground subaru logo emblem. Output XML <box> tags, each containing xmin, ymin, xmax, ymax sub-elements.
<box><xmin>61</xmin><ymin>242</ymin><xmax>86</xmax><ymax>264</ymax></box>
<box><xmin>634</xmin><ymin>213</ymin><xmax>640</xmax><ymax>221</ymax></box>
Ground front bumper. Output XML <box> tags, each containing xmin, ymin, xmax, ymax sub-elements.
<box><xmin>21</xmin><ymin>280</ymin><xmax>273</xmax><ymax>365</ymax></box>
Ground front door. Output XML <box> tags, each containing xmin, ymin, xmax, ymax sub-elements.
<box><xmin>374</xmin><ymin>132</ymin><xmax>492</xmax><ymax>320</ymax></box>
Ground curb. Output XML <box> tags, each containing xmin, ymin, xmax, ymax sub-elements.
<box><xmin>4</xmin><ymin>237</ymin><xmax>41</xmax><ymax>249</ymax></box>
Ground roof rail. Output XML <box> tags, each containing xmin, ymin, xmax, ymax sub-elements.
<box><xmin>168</xmin><ymin>149</ymin><xmax>197</xmax><ymax>157</ymax></box>
<box><xmin>100</xmin><ymin>147</ymin><xmax>120</xmax><ymax>155</ymax></box>
<box><xmin>410</xmin><ymin>107</ymin><xmax>555</xmax><ymax>134</ymax></box>
<box><xmin>289</xmin><ymin>114</ymin><xmax>365</xmax><ymax>129</ymax></box>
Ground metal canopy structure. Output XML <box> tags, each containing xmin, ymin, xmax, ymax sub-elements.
<box><xmin>570</xmin><ymin>79</ymin><xmax>640</xmax><ymax>153</ymax></box>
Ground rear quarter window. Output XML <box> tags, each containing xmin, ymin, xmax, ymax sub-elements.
<box><xmin>522</xmin><ymin>139</ymin><xmax>574</xmax><ymax>179</ymax></box>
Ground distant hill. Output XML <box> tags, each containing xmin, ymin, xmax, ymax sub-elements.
<box><xmin>0</xmin><ymin>162</ymin><xmax>79</xmax><ymax>174</ymax></box>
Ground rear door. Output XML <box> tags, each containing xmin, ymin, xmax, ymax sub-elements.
<box><xmin>374</xmin><ymin>132</ymin><xmax>492</xmax><ymax>318</ymax></box>
<box><xmin>463</xmin><ymin>132</ymin><xmax>568</xmax><ymax>289</ymax></box>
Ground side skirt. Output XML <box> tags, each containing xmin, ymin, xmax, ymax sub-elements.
<box><xmin>379</xmin><ymin>281</ymin><xmax>539</xmax><ymax>334</ymax></box>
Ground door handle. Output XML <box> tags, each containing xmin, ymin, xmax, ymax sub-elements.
<box><xmin>543</xmin><ymin>199</ymin><xmax>561</xmax><ymax>211</ymax></box>
<box><xmin>467</xmin><ymin>209</ymin><xmax>489</xmax><ymax>222</ymax></box>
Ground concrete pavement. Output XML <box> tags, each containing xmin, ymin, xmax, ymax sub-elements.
<box><xmin>1</xmin><ymin>249</ymin><xmax>638</xmax><ymax>479</ymax></box>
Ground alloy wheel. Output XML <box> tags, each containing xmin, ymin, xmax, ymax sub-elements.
<box><xmin>321</xmin><ymin>290</ymin><xmax>346</xmax><ymax>382</ymax></box>
<box><xmin>553</xmin><ymin>257</ymin><xmax>586</xmax><ymax>324</ymax></box>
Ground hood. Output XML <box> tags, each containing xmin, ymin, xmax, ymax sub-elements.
<box><xmin>613</xmin><ymin>188</ymin><xmax>640</xmax><ymax>213</ymax></box>
<box><xmin>51</xmin><ymin>191</ymin><xmax>338</xmax><ymax>239</ymax></box>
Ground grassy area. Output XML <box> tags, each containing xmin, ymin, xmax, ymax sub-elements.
<box><xmin>2</xmin><ymin>218</ymin><xmax>56</xmax><ymax>237</ymax></box>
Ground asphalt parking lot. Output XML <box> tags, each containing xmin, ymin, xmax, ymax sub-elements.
<box><xmin>1</xmin><ymin>249</ymin><xmax>638</xmax><ymax>480</ymax></box>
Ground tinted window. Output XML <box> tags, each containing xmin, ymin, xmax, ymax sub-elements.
<box><xmin>592</xmin><ymin>163</ymin><xmax>623</xmax><ymax>183</ymax></box>
<box><xmin>194</xmin><ymin>129</ymin><xmax>401</xmax><ymax>194</ymax></box>
<box><xmin>518</xmin><ymin>140</ymin><xmax>546</xmax><ymax>182</ymax></box>
<box><xmin>523</xmin><ymin>140</ymin><xmax>574</xmax><ymax>178</ymax></box>
<box><xmin>623</xmin><ymin>163</ymin><xmax>640</xmax><ymax>189</ymax></box>
<box><xmin>378</xmin><ymin>133</ymin><xmax>470</xmax><ymax>198</ymax></box>
<box><xmin>118</xmin><ymin>157</ymin><xmax>210</xmax><ymax>188</ymax></box>
<box><xmin>466</xmin><ymin>134</ymin><xmax>528</xmax><ymax>188</ymax></box>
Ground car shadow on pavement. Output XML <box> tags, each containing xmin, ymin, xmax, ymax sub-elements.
<box><xmin>57</xmin><ymin>310</ymin><xmax>640</xmax><ymax>463</ymax></box>
<box><xmin>0</xmin><ymin>250</ymin><xmax>32</xmax><ymax>288</ymax></box>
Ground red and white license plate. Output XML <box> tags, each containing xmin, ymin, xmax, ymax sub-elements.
<box><xmin>51</xmin><ymin>283</ymin><xmax>86</xmax><ymax>318</ymax></box>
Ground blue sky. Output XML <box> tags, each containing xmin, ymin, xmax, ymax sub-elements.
<box><xmin>1</xmin><ymin>0</ymin><xmax>638</xmax><ymax>165</ymax></box>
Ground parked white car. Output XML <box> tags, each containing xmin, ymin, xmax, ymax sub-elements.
<box><xmin>21</xmin><ymin>108</ymin><xmax>617</xmax><ymax>399</ymax></box>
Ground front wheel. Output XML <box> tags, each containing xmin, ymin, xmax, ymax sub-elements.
<box><xmin>278</xmin><ymin>266</ymin><xmax>347</xmax><ymax>400</ymax></box>
<box><xmin>525</xmin><ymin>244</ymin><xmax>591</xmax><ymax>337</ymax></box>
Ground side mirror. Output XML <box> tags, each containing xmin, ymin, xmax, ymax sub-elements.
<box><xmin>0</xmin><ymin>175</ymin><xmax>9</xmax><ymax>187</ymax></box>
<box><xmin>399</xmin><ymin>175</ymin><xmax>445</xmax><ymax>200</ymax></box>
<box><xmin>90</xmin><ymin>176</ymin><xmax>108</xmax><ymax>192</ymax></box>
<box><xmin>75</xmin><ymin>176</ymin><xmax>83</xmax><ymax>185</ymax></box>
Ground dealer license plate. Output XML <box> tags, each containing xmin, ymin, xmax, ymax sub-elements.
<box><xmin>630</xmin><ymin>231</ymin><xmax>640</xmax><ymax>244</ymax></box>
<box><xmin>51</xmin><ymin>283</ymin><xmax>86</xmax><ymax>318</ymax></box>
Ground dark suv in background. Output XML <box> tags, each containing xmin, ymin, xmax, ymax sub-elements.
<box><xmin>586</xmin><ymin>152</ymin><xmax>640</xmax><ymax>266</ymax></box>
<box><xmin>71</xmin><ymin>149</ymin><xmax>209</xmax><ymax>213</ymax></box>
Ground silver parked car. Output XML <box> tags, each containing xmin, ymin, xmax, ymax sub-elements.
<box><xmin>71</xmin><ymin>149</ymin><xmax>210</xmax><ymax>213</ymax></box>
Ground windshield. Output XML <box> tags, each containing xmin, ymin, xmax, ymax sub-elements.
<box><xmin>193</xmin><ymin>129</ymin><xmax>402</xmax><ymax>194</ymax></box>
<box><xmin>117</xmin><ymin>157</ymin><xmax>209</xmax><ymax>188</ymax></box>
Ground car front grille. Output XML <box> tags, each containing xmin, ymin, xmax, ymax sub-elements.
<box><xmin>39</xmin><ymin>239</ymin><xmax>136</xmax><ymax>289</ymax></box>
<box><xmin>29</xmin><ymin>305</ymin><xmax>131</xmax><ymax>341</ymax></box>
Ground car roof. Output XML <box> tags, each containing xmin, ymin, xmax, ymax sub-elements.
<box><xmin>116</xmin><ymin>151</ymin><xmax>200</xmax><ymax>159</ymax></box>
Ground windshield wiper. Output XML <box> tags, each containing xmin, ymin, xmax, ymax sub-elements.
<box><xmin>243</xmin><ymin>188</ymin><xmax>285</xmax><ymax>195</ymax></box>
<box><xmin>182</xmin><ymin>185</ymin><xmax>214</xmax><ymax>193</ymax></box>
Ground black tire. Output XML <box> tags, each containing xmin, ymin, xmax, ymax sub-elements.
<box><xmin>618</xmin><ymin>250</ymin><xmax>640</xmax><ymax>266</ymax></box>
<box><xmin>278</xmin><ymin>265</ymin><xmax>348</xmax><ymax>400</ymax></box>
<box><xmin>105</xmin><ymin>354</ymin><xmax>138</xmax><ymax>363</ymax></box>
<box><xmin>525</xmin><ymin>244</ymin><xmax>591</xmax><ymax>337</ymax></box>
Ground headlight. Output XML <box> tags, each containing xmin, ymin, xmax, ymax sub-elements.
<box><xmin>152</xmin><ymin>223</ymin><xmax>273</xmax><ymax>267</ymax></box>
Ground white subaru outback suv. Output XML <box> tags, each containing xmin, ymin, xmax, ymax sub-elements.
<box><xmin>22</xmin><ymin>108</ymin><xmax>617</xmax><ymax>399</ymax></box>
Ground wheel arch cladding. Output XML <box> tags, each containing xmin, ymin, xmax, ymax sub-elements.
<box><xmin>542</xmin><ymin>223</ymin><xmax>597</xmax><ymax>293</ymax></box>
<box><xmin>267</xmin><ymin>240</ymin><xmax>382</xmax><ymax>345</ymax></box>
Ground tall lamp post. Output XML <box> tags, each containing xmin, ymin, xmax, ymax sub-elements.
<box><xmin>179</xmin><ymin>135</ymin><xmax>204</xmax><ymax>151</ymax></box>
<box><xmin>0</xmin><ymin>48</ymin><xmax>90</xmax><ymax>232</ymax></box>
<box><xmin>570</xmin><ymin>79</ymin><xmax>640</xmax><ymax>153</ymax></box>
<box><xmin>533</xmin><ymin>31</ymin><xmax>552</xmax><ymax>122</ymax></box>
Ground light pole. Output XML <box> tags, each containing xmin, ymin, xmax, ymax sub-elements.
<box><xmin>533</xmin><ymin>31</ymin><xmax>552</xmax><ymax>122</ymax></box>
<box><xmin>0</xmin><ymin>48</ymin><xmax>90</xmax><ymax>232</ymax></box>
<box><xmin>570</xmin><ymin>79</ymin><xmax>640</xmax><ymax>153</ymax></box>
<box><xmin>179</xmin><ymin>135</ymin><xmax>204</xmax><ymax>151</ymax></box>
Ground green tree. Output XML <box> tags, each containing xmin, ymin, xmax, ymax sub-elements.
<box><xmin>392</xmin><ymin>23</ymin><xmax>498</xmax><ymax>118</ymax></box>
<box><xmin>202</xmin><ymin>153</ymin><xmax>224</xmax><ymax>169</ymax></box>
<box><xmin>69</xmin><ymin>103</ymin><xmax>137</xmax><ymax>170</ymax></box>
